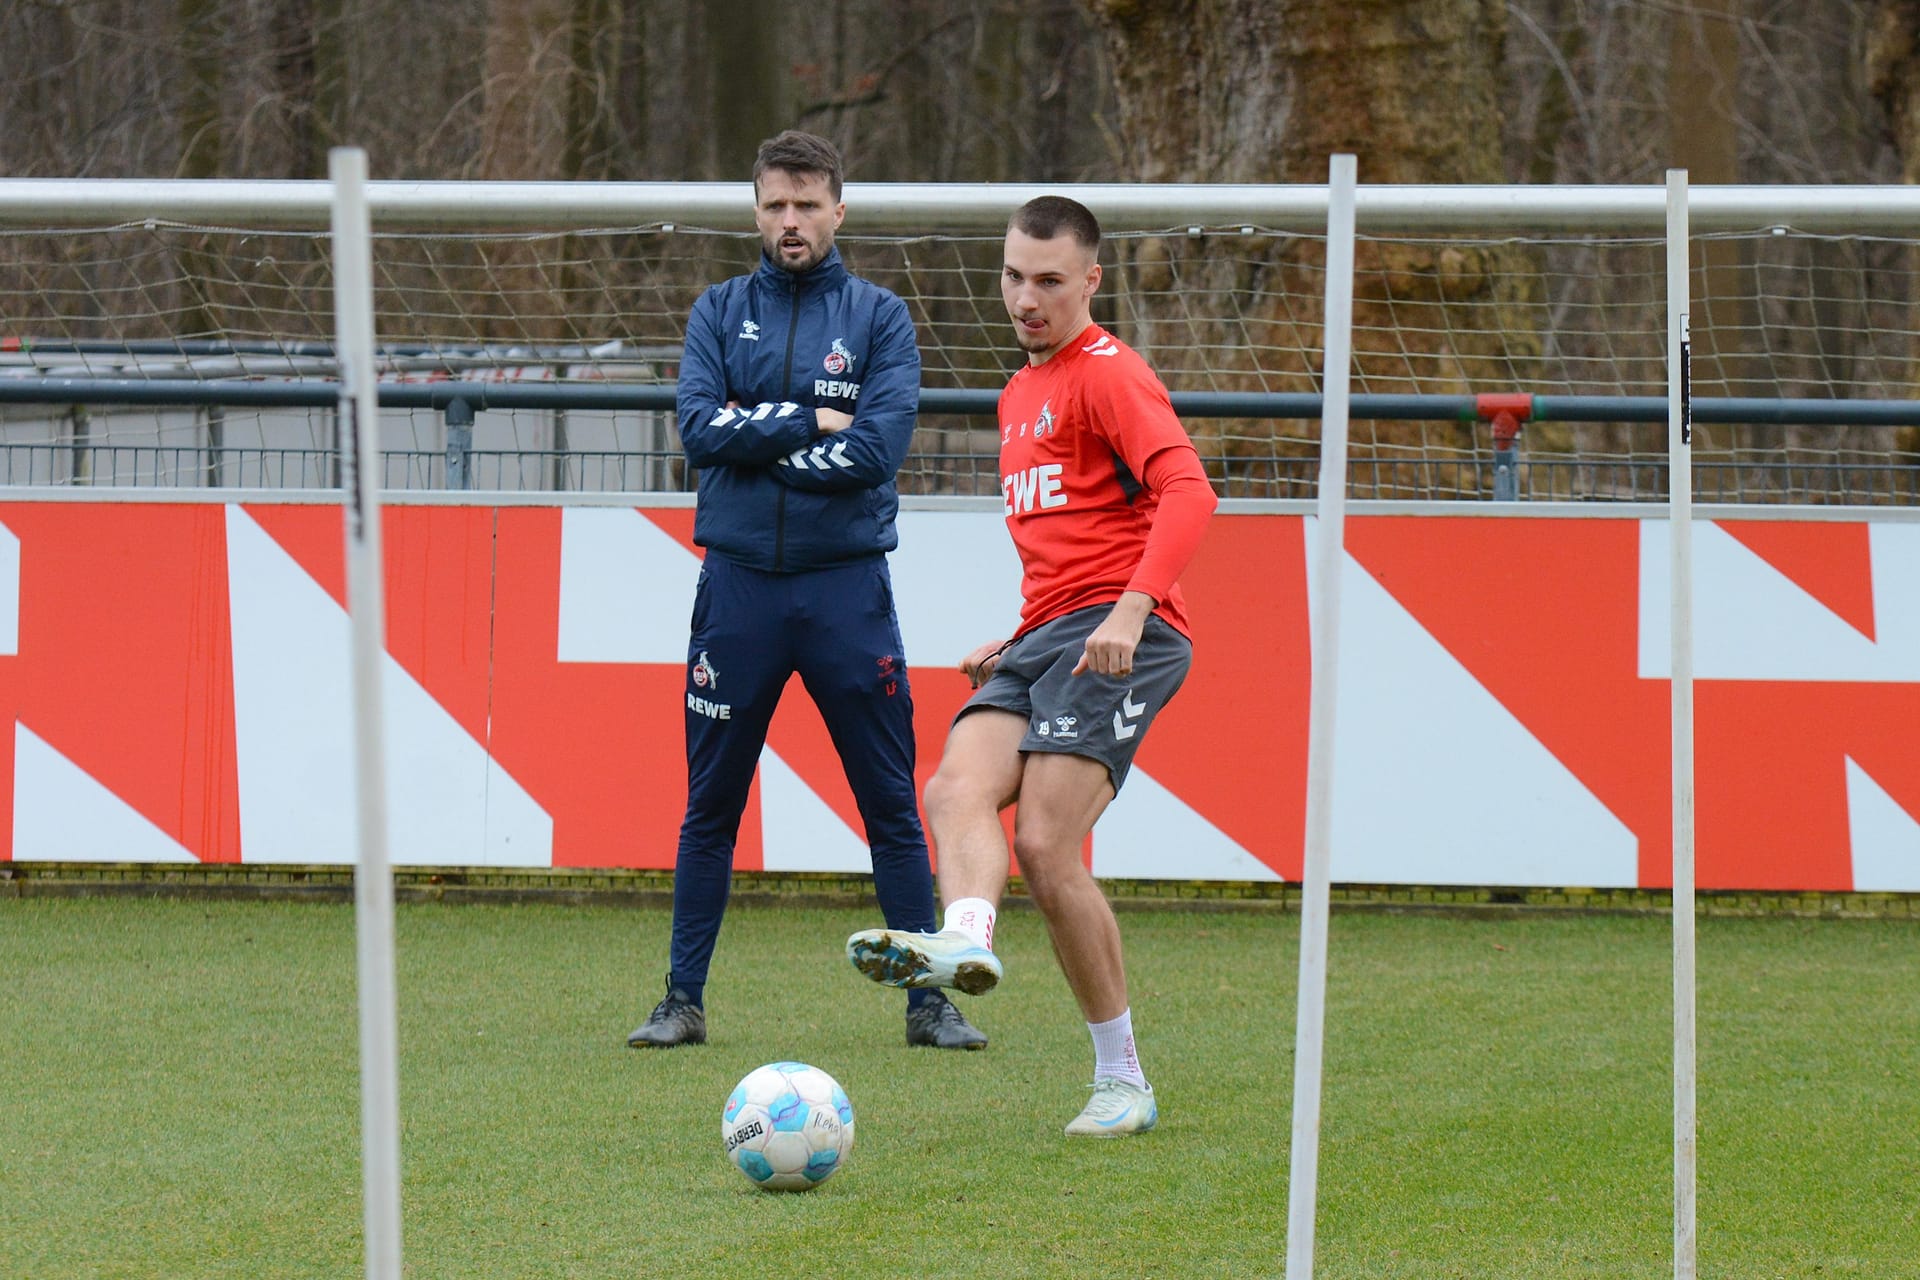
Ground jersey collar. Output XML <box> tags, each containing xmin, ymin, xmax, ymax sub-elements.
<box><xmin>755</xmin><ymin>246</ymin><xmax>848</xmax><ymax>294</ymax></box>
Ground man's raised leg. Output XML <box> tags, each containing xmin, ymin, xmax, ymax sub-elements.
<box><xmin>846</xmin><ymin>708</ymin><xmax>1025</xmax><ymax>992</ymax></box>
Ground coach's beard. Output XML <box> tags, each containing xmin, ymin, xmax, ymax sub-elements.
<box><xmin>767</xmin><ymin>233</ymin><xmax>828</xmax><ymax>274</ymax></box>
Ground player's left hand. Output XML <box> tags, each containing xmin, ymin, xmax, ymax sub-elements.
<box><xmin>1072</xmin><ymin>591</ymin><xmax>1155</xmax><ymax>678</ymax></box>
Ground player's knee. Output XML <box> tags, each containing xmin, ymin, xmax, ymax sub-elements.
<box><xmin>922</xmin><ymin>764</ymin><xmax>979</xmax><ymax>828</ymax></box>
<box><xmin>1011</xmin><ymin>828</ymin><xmax>1084</xmax><ymax>905</ymax></box>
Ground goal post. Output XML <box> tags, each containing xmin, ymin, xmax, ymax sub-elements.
<box><xmin>330</xmin><ymin>146</ymin><xmax>403</xmax><ymax>1280</ymax></box>
<box><xmin>0</xmin><ymin>176</ymin><xmax>1910</xmax><ymax>1277</ymax></box>
<box><xmin>1667</xmin><ymin>168</ymin><xmax>1699</xmax><ymax>1280</ymax></box>
<box><xmin>1286</xmin><ymin>153</ymin><xmax>1359</xmax><ymax>1280</ymax></box>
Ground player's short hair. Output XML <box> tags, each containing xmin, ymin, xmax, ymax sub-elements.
<box><xmin>753</xmin><ymin>130</ymin><xmax>844</xmax><ymax>201</ymax></box>
<box><xmin>1009</xmin><ymin>195</ymin><xmax>1101</xmax><ymax>254</ymax></box>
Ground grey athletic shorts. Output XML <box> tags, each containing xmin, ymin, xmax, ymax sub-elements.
<box><xmin>958</xmin><ymin>604</ymin><xmax>1193</xmax><ymax>793</ymax></box>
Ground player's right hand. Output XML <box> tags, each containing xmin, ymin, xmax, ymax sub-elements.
<box><xmin>959</xmin><ymin>639</ymin><xmax>1011</xmax><ymax>689</ymax></box>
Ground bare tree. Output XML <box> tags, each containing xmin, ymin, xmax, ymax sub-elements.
<box><xmin>0</xmin><ymin>0</ymin><xmax>1914</xmax><ymax>501</ymax></box>
<box><xmin>176</xmin><ymin>0</ymin><xmax>225</xmax><ymax>179</ymax></box>
<box><xmin>1869</xmin><ymin>0</ymin><xmax>1920</xmax><ymax>181</ymax></box>
<box><xmin>1670</xmin><ymin>0</ymin><xmax>1747</xmax><ymax>396</ymax></box>
<box><xmin>701</xmin><ymin>0</ymin><xmax>788</xmax><ymax>177</ymax></box>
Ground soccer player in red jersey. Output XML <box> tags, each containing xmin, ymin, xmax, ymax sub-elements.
<box><xmin>848</xmin><ymin>195</ymin><xmax>1217</xmax><ymax>1136</ymax></box>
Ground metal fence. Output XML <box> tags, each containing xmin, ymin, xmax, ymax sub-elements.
<box><xmin>5</xmin><ymin>382</ymin><xmax>1920</xmax><ymax>502</ymax></box>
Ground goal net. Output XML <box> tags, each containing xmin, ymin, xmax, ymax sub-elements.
<box><xmin>1</xmin><ymin>193</ymin><xmax>1917</xmax><ymax>500</ymax></box>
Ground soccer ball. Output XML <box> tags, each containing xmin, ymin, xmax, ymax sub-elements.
<box><xmin>721</xmin><ymin>1062</ymin><xmax>855</xmax><ymax>1191</ymax></box>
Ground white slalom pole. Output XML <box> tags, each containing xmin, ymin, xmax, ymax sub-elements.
<box><xmin>330</xmin><ymin>146</ymin><xmax>403</xmax><ymax>1280</ymax></box>
<box><xmin>1666</xmin><ymin>168</ymin><xmax>1698</xmax><ymax>1280</ymax></box>
<box><xmin>1285</xmin><ymin>153</ymin><xmax>1358</xmax><ymax>1280</ymax></box>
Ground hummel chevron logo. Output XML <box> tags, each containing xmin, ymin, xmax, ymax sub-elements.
<box><xmin>779</xmin><ymin>440</ymin><xmax>855</xmax><ymax>470</ymax></box>
<box><xmin>709</xmin><ymin>401</ymin><xmax>800</xmax><ymax>428</ymax></box>
<box><xmin>1112</xmin><ymin>690</ymin><xmax>1146</xmax><ymax>740</ymax></box>
<box><xmin>1083</xmin><ymin>335</ymin><xmax>1119</xmax><ymax>357</ymax></box>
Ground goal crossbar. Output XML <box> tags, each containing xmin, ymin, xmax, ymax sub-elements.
<box><xmin>5</xmin><ymin>179</ymin><xmax>1920</xmax><ymax>233</ymax></box>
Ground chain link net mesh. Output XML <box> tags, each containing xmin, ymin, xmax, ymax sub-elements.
<box><xmin>2</xmin><ymin>218</ymin><xmax>1917</xmax><ymax>499</ymax></box>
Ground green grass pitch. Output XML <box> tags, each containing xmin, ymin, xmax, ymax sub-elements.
<box><xmin>1</xmin><ymin>895</ymin><xmax>1914</xmax><ymax>1278</ymax></box>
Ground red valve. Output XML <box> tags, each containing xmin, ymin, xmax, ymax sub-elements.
<box><xmin>1475</xmin><ymin>392</ymin><xmax>1533</xmax><ymax>446</ymax></box>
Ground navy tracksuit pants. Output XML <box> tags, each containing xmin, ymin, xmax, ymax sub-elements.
<box><xmin>669</xmin><ymin>552</ymin><xmax>936</xmax><ymax>1004</ymax></box>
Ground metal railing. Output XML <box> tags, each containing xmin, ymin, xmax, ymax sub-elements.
<box><xmin>2</xmin><ymin>378</ymin><xmax>1917</xmax><ymax>501</ymax></box>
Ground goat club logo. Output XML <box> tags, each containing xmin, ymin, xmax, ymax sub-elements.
<box><xmin>823</xmin><ymin>338</ymin><xmax>854</xmax><ymax>375</ymax></box>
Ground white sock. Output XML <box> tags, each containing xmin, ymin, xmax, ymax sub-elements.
<box><xmin>943</xmin><ymin>897</ymin><xmax>996</xmax><ymax>950</ymax></box>
<box><xmin>1088</xmin><ymin>1008</ymin><xmax>1147</xmax><ymax>1089</ymax></box>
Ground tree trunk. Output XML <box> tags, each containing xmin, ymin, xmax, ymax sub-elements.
<box><xmin>611</xmin><ymin>0</ymin><xmax>650</xmax><ymax>180</ymax></box>
<box><xmin>1020</xmin><ymin>0</ymin><xmax>1086</xmax><ymax>181</ymax></box>
<box><xmin>702</xmin><ymin>0</ymin><xmax>788</xmax><ymax>178</ymax></box>
<box><xmin>254</xmin><ymin>0</ymin><xmax>348</xmax><ymax>179</ymax></box>
<box><xmin>311</xmin><ymin>0</ymin><xmax>351</xmax><ymax>173</ymax></box>
<box><xmin>561</xmin><ymin>0</ymin><xmax>621</xmax><ymax>180</ymax></box>
<box><xmin>1669</xmin><ymin>0</ymin><xmax>1752</xmax><ymax>401</ymax></box>
<box><xmin>1088</xmin><ymin>0</ymin><xmax>1544</xmax><ymax>495</ymax></box>
<box><xmin>1863</xmin><ymin>0</ymin><xmax>1920</xmax><ymax>478</ymax></box>
<box><xmin>176</xmin><ymin>0</ymin><xmax>224</xmax><ymax>179</ymax></box>
<box><xmin>172</xmin><ymin>0</ymin><xmax>228</xmax><ymax>347</ymax></box>
<box><xmin>475</xmin><ymin>1</ymin><xmax>574</xmax><ymax>342</ymax></box>
<box><xmin>1870</xmin><ymin>0</ymin><xmax>1920</xmax><ymax>183</ymax></box>
<box><xmin>480</xmin><ymin>0</ymin><xmax>572</xmax><ymax>180</ymax></box>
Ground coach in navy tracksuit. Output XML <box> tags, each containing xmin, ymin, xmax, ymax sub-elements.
<box><xmin>627</xmin><ymin>130</ymin><xmax>985</xmax><ymax>1052</ymax></box>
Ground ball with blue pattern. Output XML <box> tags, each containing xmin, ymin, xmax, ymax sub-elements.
<box><xmin>721</xmin><ymin>1062</ymin><xmax>855</xmax><ymax>1191</ymax></box>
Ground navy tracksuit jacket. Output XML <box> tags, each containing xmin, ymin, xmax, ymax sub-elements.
<box><xmin>666</xmin><ymin>247</ymin><xmax>935</xmax><ymax>999</ymax></box>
